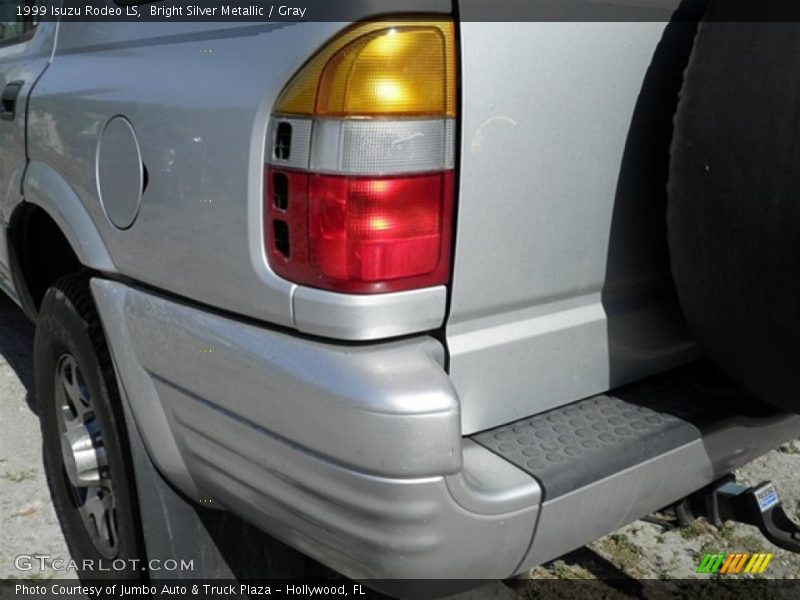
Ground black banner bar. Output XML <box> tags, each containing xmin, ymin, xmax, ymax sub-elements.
<box><xmin>2</xmin><ymin>579</ymin><xmax>800</xmax><ymax>600</ymax></box>
<box><xmin>7</xmin><ymin>0</ymin><xmax>800</xmax><ymax>23</ymax></box>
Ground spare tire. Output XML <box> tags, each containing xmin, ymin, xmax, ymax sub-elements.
<box><xmin>668</xmin><ymin>6</ymin><xmax>800</xmax><ymax>413</ymax></box>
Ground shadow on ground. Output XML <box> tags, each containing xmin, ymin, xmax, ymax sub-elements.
<box><xmin>0</xmin><ymin>292</ymin><xmax>35</xmax><ymax>414</ymax></box>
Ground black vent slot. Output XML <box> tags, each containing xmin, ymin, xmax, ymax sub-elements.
<box><xmin>273</xmin><ymin>220</ymin><xmax>290</xmax><ymax>258</ymax></box>
<box><xmin>275</xmin><ymin>122</ymin><xmax>292</xmax><ymax>160</ymax></box>
<box><xmin>273</xmin><ymin>172</ymin><xmax>288</xmax><ymax>210</ymax></box>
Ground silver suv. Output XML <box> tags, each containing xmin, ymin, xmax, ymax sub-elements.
<box><xmin>2</xmin><ymin>1</ymin><xmax>799</xmax><ymax>594</ymax></box>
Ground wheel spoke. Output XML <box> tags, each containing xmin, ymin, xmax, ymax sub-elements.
<box><xmin>60</xmin><ymin>406</ymin><xmax>82</xmax><ymax>430</ymax></box>
<box><xmin>59</xmin><ymin>356</ymin><xmax>92</xmax><ymax>425</ymax></box>
<box><xmin>83</xmin><ymin>488</ymin><xmax>116</xmax><ymax>550</ymax></box>
<box><xmin>74</xmin><ymin>371</ymin><xmax>92</xmax><ymax>417</ymax></box>
<box><xmin>60</xmin><ymin>356</ymin><xmax>78</xmax><ymax>401</ymax></box>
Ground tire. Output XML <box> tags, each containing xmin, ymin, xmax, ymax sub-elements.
<box><xmin>35</xmin><ymin>273</ymin><xmax>146</xmax><ymax>580</ymax></box>
<box><xmin>667</xmin><ymin>8</ymin><xmax>800</xmax><ymax>413</ymax></box>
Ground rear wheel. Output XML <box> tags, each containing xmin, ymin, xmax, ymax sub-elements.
<box><xmin>35</xmin><ymin>274</ymin><xmax>146</xmax><ymax>579</ymax></box>
<box><xmin>668</xmin><ymin>8</ymin><xmax>800</xmax><ymax>412</ymax></box>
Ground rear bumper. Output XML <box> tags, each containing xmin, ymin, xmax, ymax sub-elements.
<box><xmin>90</xmin><ymin>279</ymin><xmax>540</xmax><ymax>581</ymax></box>
<box><xmin>91</xmin><ymin>278</ymin><xmax>800</xmax><ymax>583</ymax></box>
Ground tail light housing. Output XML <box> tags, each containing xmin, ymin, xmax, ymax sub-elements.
<box><xmin>265</xmin><ymin>19</ymin><xmax>456</xmax><ymax>294</ymax></box>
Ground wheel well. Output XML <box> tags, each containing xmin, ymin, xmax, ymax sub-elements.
<box><xmin>10</xmin><ymin>204</ymin><xmax>83</xmax><ymax>317</ymax></box>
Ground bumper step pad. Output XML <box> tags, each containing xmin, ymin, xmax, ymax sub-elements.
<box><xmin>471</xmin><ymin>365</ymin><xmax>781</xmax><ymax>500</ymax></box>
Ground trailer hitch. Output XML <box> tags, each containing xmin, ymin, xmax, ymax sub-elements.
<box><xmin>684</xmin><ymin>477</ymin><xmax>800</xmax><ymax>553</ymax></box>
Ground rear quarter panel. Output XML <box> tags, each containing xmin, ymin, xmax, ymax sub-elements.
<box><xmin>27</xmin><ymin>20</ymin><xmax>346</xmax><ymax>327</ymax></box>
<box><xmin>27</xmin><ymin>1</ymin><xmax>453</xmax><ymax>337</ymax></box>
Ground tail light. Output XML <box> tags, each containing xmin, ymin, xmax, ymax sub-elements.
<box><xmin>265</xmin><ymin>19</ymin><xmax>457</xmax><ymax>294</ymax></box>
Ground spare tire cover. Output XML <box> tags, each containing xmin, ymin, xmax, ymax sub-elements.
<box><xmin>668</xmin><ymin>8</ymin><xmax>800</xmax><ymax>412</ymax></box>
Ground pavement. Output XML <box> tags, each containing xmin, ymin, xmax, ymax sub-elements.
<box><xmin>0</xmin><ymin>292</ymin><xmax>75</xmax><ymax>581</ymax></box>
<box><xmin>0</xmin><ymin>291</ymin><xmax>798</xmax><ymax>594</ymax></box>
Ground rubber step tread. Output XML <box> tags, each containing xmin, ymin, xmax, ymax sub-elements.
<box><xmin>471</xmin><ymin>365</ymin><xmax>772</xmax><ymax>500</ymax></box>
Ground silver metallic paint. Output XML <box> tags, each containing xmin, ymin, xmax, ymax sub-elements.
<box><xmin>174</xmin><ymin>398</ymin><xmax>537</xmax><ymax>581</ymax></box>
<box><xmin>91</xmin><ymin>276</ymin><xmax>540</xmax><ymax>580</ymax></box>
<box><xmin>91</xmin><ymin>278</ymin><xmax>461</xmax><ymax>480</ymax></box>
<box><xmin>90</xmin><ymin>279</ymin><xmax>199</xmax><ymax>498</ymax></box>
<box><xmin>450</xmin><ymin>18</ymin><xmax>698</xmax><ymax>433</ymax></box>
<box><xmin>293</xmin><ymin>283</ymin><xmax>448</xmax><ymax>339</ymax></box>
<box><xmin>24</xmin><ymin>160</ymin><xmax>117</xmax><ymax>272</ymax></box>
<box><xmin>445</xmin><ymin>439</ymin><xmax>541</xmax><ymax>516</ymax></box>
<box><xmin>0</xmin><ymin>21</ymin><xmax>58</xmax><ymax>287</ymax></box>
<box><xmin>30</xmin><ymin>21</ymin><xmax>314</xmax><ymax>328</ymax></box>
<box><xmin>96</xmin><ymin>116</ymin><xmax>143</xmax><ymax>230</ymax></box>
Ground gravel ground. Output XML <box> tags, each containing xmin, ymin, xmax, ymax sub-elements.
<box><xmin>0</xmin><ymin>293</ymin><xmax>76</xmax><ymax>582</ymax></box>
<box><xmin>1</xmin><ymin>291</ymin><xmax>798</xmax><ymax>594</ymax></box>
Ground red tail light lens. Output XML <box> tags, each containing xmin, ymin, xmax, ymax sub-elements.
<box><xmin>267</xmin><ymin>168</ymin><xmax>452</xmax><ymax>294</ymax></box>
<box><xmin>310</xmin><ymin>173</ymin><xmax>452</xmax><ymax>283</ymax></box>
